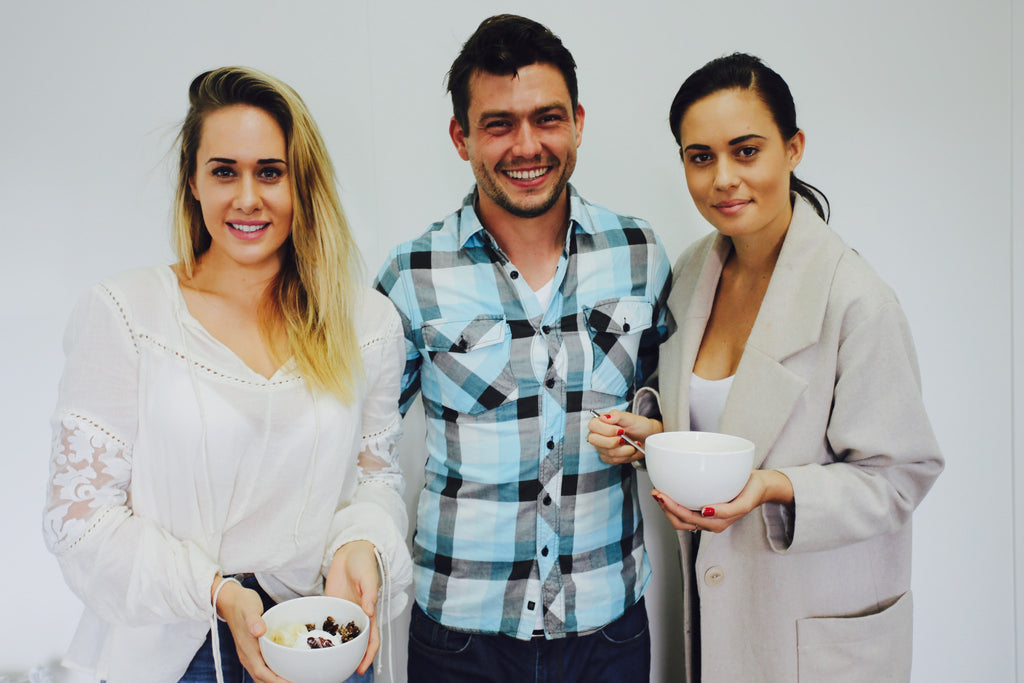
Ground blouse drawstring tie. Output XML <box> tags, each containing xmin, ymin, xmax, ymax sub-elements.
<box><xmin>176</xmin><ymin>292</ymin><xmax>228</xmax><ymax>683</ymax></box>
<box><xmin>374</xmin><ymin>544</ymin><xmax>394</xmax><ymax>682</ymax></box>
<box><xmin>294</xmin><ymin>388</ymin><xmax>321</xmax><ymax>545</ymax></box>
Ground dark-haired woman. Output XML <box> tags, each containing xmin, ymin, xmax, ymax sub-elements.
<box><xmin>43</xmin><ymin>66</ymin><xmax>412</xmax><ymax>683</ymax></box>
<box><xmin>588</xmin><ymin>54</ymin><xmax>942</xmax><ymax>682</ymax></box>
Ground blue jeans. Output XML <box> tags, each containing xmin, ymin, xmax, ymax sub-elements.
<box><xmin>179</xmin><ymin>575</ymin><xmax>373</xmax><ymax>683</ymax></box>
<box><xmin>407</xmin><ymin>597</ymin><xmax>650</xmax><ymax>683</ymax></box>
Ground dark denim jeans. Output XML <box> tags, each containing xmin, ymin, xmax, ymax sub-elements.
<box><xmin>407</xmin><ymin>597</ymin><xmax>650</xmax><ymax>683</ymax></box>
<box><xmin>179</xmin><ymin>575</ymin><xmax>372</xmax><ymax>683</ymax></box>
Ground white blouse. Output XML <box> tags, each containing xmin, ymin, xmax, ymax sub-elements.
<box><xmin>43</xmin><ymin>266</ymin><xmax>412</xmax><ymax>683</ymax></box>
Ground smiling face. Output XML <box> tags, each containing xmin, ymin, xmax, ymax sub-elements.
<box><xmin>449</xmin><ymin>62</ymin><xmax>584</xmax><ymax>223</ymax></box>
<box><xmin>678</xmin><ymin>88</ymin><xmax>804</xmax><ymax>244</ymax></box>
<box><xmin>188</xmin><ymin>104</ymin><xmax>293</xmax><ymax>272</ymax></box>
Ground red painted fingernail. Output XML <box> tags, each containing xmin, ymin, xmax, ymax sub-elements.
<box><xmin>653</xmin><ymin>493</ymin><xmax>665</xmax><ymax>504</ymax></box>
<box><xmin>702</xmin><ymin>507</ymin><xmax>715</xmax><ymax>517</ymax></box>
<box><xmin>603</xmin><ymin>414</ymin><xmax>611</xmax><ymax>419</ymax></box>
<box><xmin>616</xmin><ymin>428</ymin><xmax>625</xmax><ymax>436</ymax></box>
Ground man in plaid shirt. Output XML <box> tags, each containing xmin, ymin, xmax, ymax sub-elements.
<box><xmin>375</xmin><ymin>14</ymin><xmax>671</xmax><ymax>682</ymax></box>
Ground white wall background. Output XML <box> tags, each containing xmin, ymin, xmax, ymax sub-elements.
<box><xmin>1</xmin><ymin>0</ymin><xmax>1018</xmax><ymax>681</ymax></box>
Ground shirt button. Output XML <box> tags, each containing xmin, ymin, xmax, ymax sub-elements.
<box><xmin>528</xmin><ymin>601</ymin><xmax>536</xmax><ymax>610</ymax></box>
<box><xmin>510</xmin><ymin>271</ymin><xmax>520</xmax><ymax>280</ymax></box>
<box><xmin>546</xmin><ymin>439</ymin><xmax>554</xmax><ymax>450</ymax></box>
<box><xmin>704</xmin><ymin>566</ymin><xmax>725</xmax><ymax>587</ymax></box>
<box><xmin>541</xmin><ymin>546</ymin><xmax>549</xmax><ymax>557</ymax></box>
<box><xmin>545</xmin><ymin>378</ymin><xmax>555</xmax><ymax>388</ymax></box>
<box><xmin>623</xmin><ymin>322</ymin><xmax>631</xmax><ymax>332</ymax></box>
<box><xmin>542</xmin><ymin>325</ymin><xmax>550</xmax><ymax>334</ymax></box>
<box><xmin>543</xmin><ymin>495</ymin><xmax>551</xmax><ymax>506</ymax></box>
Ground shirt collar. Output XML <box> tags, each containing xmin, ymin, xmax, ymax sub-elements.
<box><xmin>456</xmin><ymin>183</ymin><xmax>595</xmax><ymax>249</ymax></box>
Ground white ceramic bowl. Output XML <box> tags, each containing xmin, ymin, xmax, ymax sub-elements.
<box><xmin>259</xmin><ymin>595</ymin><xmax>370</xmax><ymax>683</ymax></box>
<box><xmin>644</xmin><ymin>431</ymin><xmax>755</xmax><ymax>510</ymax></box>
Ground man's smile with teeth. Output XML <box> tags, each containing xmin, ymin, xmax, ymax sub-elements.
<box><xmin>504</xmin><ymin>167</ymin><xmax>549</xmax><ymax>180</ymax></box>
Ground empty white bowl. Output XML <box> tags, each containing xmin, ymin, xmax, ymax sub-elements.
<box><xmin>644</xmin><ymin>431</ymin><xmax>755</xmax><ymax>510</ymax></box>
<box><xmin>259</xmin><ymin>595</ymin><xmax>370</xmax><ymax>683</ymax></box>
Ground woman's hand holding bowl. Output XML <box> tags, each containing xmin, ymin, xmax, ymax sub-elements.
<box><xmin>653</xmin><ymin>469</ymin><xmax>795</xmax><ymax>534</ymax></box>
<box><xmin>325</xmin><ymin>540</ymin><xmax>380</xmax><ymax>675</ymax></box>
<box><xmin>214</xmin><ymin>577</ymin><xmax>290</xmax><ymax>683</ymax></box>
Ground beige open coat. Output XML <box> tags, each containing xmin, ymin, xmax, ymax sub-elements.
<box><xmin>653</xmin><ymin>199</ymin><xmax>943</xmax><ymax>683</ymax></box>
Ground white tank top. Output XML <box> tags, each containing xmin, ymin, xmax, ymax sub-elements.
<box><xmin>689</xmin><ymin>373</ymin><xmax>734</xmax><ymax>432</ymax></box>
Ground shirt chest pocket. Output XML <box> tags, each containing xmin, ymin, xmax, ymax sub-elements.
<box><xmin>584</xmin><ymin>298</ymin><xmax>654</xmax><ymax>397</ymax></box>
<box><xmin>421</xmin><ymin>316</ymin><xmax>519</xmax><ymax>416</ymax></box>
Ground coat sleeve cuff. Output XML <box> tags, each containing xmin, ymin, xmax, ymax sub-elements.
<box><xmin>762</xmin><ymin>501</ymin><xmax>795</xmax><ymax>552</ymax></box>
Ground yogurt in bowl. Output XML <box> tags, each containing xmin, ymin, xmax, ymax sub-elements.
<box><xmin>259</xmin><ymin>595</ymin><xmax>369</xmax><ymax>683</ymax></box>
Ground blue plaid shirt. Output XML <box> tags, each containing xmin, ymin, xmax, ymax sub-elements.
<box><xmin>374</xmin><ymin>185</ymin><xmax>671</xmax><ymax>639</ymax></box>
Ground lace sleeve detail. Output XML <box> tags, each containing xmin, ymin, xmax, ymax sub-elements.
<box><xmin>355</xmin><ymin>304</ymin><xmax>406</xmax><ymax>496</ymax></box>
<box><xmin>45</xmin><ymin>280</ymin><xmax>140</xmax><ymax>558</ymax></box>
<box><xmin>358</xmin><ymin>414</ymin><xmax>403</xmax><ymax>492</ymax></box>
<box><xmin>44</xmin><ymin>413</ymin><xmax>132</xmax><ymax>555</ymax></box>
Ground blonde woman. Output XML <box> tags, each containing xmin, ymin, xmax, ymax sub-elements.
<box><xmin>44</xmin><ymin>67</ymin><xmax>411</xmax><ymax>683</ymax></box>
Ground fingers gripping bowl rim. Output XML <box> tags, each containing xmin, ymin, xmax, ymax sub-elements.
<box><xmin>259</xmin><ymin>595</ymin><xmax>370</xmax><ymax>683</ymax></box>
<box><xmin>644</xmin><ymin>431</ymin><xmax>755</xmax><ymax>510</ymax></box>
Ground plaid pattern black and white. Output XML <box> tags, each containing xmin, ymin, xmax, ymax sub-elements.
<box><xmin>375</xmin><ymin>185</ymin><xmax>671</xmax><ymax>639</ymax></box>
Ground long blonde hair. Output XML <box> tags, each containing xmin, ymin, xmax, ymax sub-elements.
<box><xmin>173</xmin><ymin>66</ymin><xmax>364</xmax><ymax>401</ymax></box>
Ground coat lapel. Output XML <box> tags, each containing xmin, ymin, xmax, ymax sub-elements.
<box><xmin>661</xmin><ymin>232</ymin><xmax>727</xmax><ymax>432</ymax></box>
<box><xmin>719</xmin><ymin>348</ymin><xmax>807</xmax><ymax>468</ymax></box>
<box><xmin>724</xmin><ymin>200</ymin><xmax>842</xmax><ymax>466</ymax></box>
<box><xmin>672</xmin><ymin>200</ymin><xmax>843</xmax><ymax>468</ymax></box>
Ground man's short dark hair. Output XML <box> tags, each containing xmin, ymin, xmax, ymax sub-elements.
<box><xmin>447</xmin><ymin>14</ymin><xmax>578</xmax><ymax>132</ymax></box>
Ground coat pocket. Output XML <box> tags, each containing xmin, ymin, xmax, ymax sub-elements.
<box><xmin>421</xmin><ymin>316</ymin><xmax>519</xmax><ymax>415</ymax></box>
<box><xmin>796</xmin><ymin>591</ymin><xmax>912</xmax><ymax>683</ymax></box>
